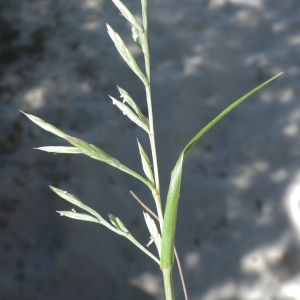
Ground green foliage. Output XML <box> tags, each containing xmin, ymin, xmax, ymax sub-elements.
<box><xmin>160</xmin><ymin>73</ymin><xmax>282</xmax><ymax>270</ymax></box>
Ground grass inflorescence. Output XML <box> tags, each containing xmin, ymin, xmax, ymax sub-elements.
<box><xmin>22</xmin><ymin>1</ymin><xmax>282</xmax><ymax>299</ymax></box>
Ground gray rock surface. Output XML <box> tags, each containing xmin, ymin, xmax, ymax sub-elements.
<box><xmin>1</xmin><ymin>0</ymin><xmax>300</xmax><ymax>299</ymax></box>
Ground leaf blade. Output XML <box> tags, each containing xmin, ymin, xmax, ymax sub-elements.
<box><xmin>160</xmin><ymin>73</ymin><xmax>283</xmax><ymax>269</ymax></box>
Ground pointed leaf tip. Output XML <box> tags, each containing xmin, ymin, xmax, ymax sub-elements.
<box><xmin>160</xmin><ymin>72</ymin><xmax>283</xmax><ymax>269</ymax></box>
<box><xmin>21</xmin><ymin>112</ymin><xmax>68</xmax><ymax>139</ymax></box>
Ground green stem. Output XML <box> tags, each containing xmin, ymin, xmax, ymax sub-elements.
<box><xmin>126</xmin><ymin>234</ymin><xmax>160</xmax><ymax>265</ymax></box>
<box><xmin>141</xmin><ymin>1</ymin><xmax>175</xmax><ymax>299</ymax></box>
<box><xmin>162</xmin><ymin>268</ymin><xmax>175</xmax><ymax>300</ymax></box>
<box><xmin>141</xmin><ymin>0</ymin><xmax>163</xmax><ymax>231</ymax></box>
<box><xmin>102</xmin><ymin>218</ymin><xmax>160</xmax><ymax>264</ymax></box>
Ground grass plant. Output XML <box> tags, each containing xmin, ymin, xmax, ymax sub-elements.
<box><xmin>22</xmin><ymin>1</ymin><xmax>282</xmax><ymax>299</ymax></box>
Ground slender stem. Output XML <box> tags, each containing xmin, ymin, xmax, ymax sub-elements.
<box><xmin>162</xmin><ymin>268</ymin><xmax>175</xmax><ymax>300</ymax></box>
<box><xmin>126</xmin><ymin>233</ymin><xmax>160</xmax><ymax>265</ymax></box>
<box><xmin>101</xmin><ymin>218</ymin><xmax>159</xmax><ymax>264</ymax></box>
<box><xmin>146</xmin><ymin>87</ymin><xmax>159</xmax><ymax>190</ymax></box>
<box><xmin>141</xmin><ymin>2</ymin><xmax>175</xmax><ymax>299</ymax></box>
<box><xmin>130</xmin><ymin>191</ymin><xmax>188</xmax><ymax>300</ymax></box>
<box><xmin>174</xmin><ymin>249</ymin><xmax>188</xmax><ymax>300</ymax></box>
<box><xmin>141</xmin><ymin>0</ymin><xmax>163</xmax><ymax>231</ymax></box>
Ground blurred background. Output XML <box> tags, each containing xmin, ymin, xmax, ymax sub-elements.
<box><xmin>1</xmin><ymin>0</ymin><xmax>300</xmax><ymax>299</ymax></box>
